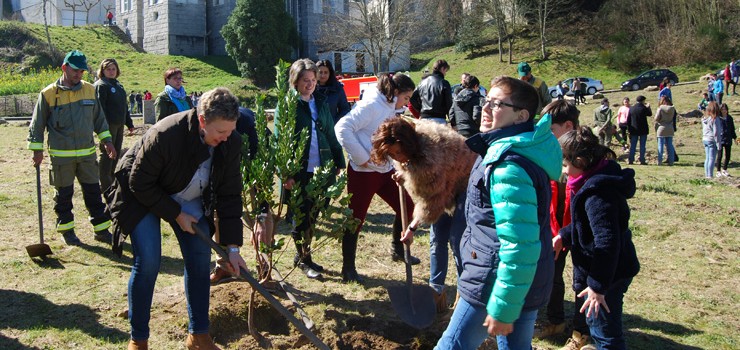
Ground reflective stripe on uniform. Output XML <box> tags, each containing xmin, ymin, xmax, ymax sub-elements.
<box><xmin>97</xmin><ymin>130</ymin><xmax>112</xmax><ymax>141</ymax></box>
<box><xmin>56</xmin><ymin>221</ymin><xmax>75</xmax><ymax>232</ymax></box>
<box><xmin>93</xmin><ymin>220</ymin><xmax>112</xmax><ymax>232</ymax></box>
<box><xmin>48</xmin><ymin>147</ymin><xmax>97</xmax><ymax>157</ymax></box>
<box><xmin>28</xmin><ymin>142</ymin><xmax>44</xmax><ymax>151</ymax></box>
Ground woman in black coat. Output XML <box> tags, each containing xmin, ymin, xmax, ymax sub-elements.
<box><xmin>315</xmin><ymin>60</ymin><xmax>351</xmax><ymax>123</ymax></box>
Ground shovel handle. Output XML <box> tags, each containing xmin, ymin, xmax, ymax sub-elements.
<box><xmin>397</xmin><ymin>185</ymin><xmax>414</xmax><ymax>282</ymax></box>
<box><xmin>36</xmin><ymin>165</ymin><xmax>44</xmax><ymax>244</ymax></box>
<box><xmin>191</xmin><ymin>224</ymin><xmax>330</xmax><ymax>350</ymax></box>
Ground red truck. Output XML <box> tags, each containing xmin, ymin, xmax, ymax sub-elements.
<box><xmin>339</xmin><ymin>76</ymin><xmax>379</xmax><ymax>103</ymax></box>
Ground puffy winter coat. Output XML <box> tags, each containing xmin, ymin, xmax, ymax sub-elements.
<box><xmin>457</xmin><ymin>114</ymin><xmax>562</xmax><ymax>323</ymax></box>
<box><xmin>559</xmin><ymin>160</ymin><xmax>640</xmax><ymax>294</ymax></box>
<box><xmin>315</xmin><ymin>80</ymin><xmax>351</xmax><ymax>123</ymax></box>
<box><xmin>448</xmin><ymin>88</ymin><xmax>483</xmax><ymax>137</ymax></box>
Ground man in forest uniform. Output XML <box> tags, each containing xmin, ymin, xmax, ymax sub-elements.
<box><xmin>518</xmin><ymin>62</ymin><xmax>552</xmax><ymax>116</ymax></box>
<box><xmin>28</xmin><ymin>50</ymin><xmax>117</xmax><ymax>245</ymax></box>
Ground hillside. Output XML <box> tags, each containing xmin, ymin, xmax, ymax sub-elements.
<box><xmin>0</xmin><ymin>21</ymin><xmax>244</xmax><ymax>96</ymax></box>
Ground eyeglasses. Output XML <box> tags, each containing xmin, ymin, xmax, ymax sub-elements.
<box><xmin>484</xmin><ymin>99</ymin><xmax>524</xmax><ymax>110</ymax></box>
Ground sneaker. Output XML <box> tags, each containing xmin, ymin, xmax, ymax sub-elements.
<box><xmin>93</xmin><ymin>229</ymin><xmax>113</xmax><ymax>244</ymax></box>
<box><xmin>722</xmin><ymin>169</ymin><xmax>730</xmax><ymax>177</ymax></box>
<box><xmin>534</xmin><ymin>322</ymin><xmax>566</xmax><ymax>339</ymax></box>
<box><xmin>61</xmin><ymin>230</ymin><xmax>81</xmax><ymax>246</ymax></box>
<box><xmin>716</xmin><ymin>172</ymin><xmax>724</xmax><ymax>178</ymax></box>
<box><xmin>341</xmin><ymin>268</ymin><xmax>364</xmax><ymax>284</ymax></box>
<box><xmin>391</xmin><ymin>251</ymin><xmax>421</xmax><ymax>265</ymax></box>
<box><xmin>559</xmin><ymin>330</ymin><xmax>594</xmax><ymax>350</ymax></box>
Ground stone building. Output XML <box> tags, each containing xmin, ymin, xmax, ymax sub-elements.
<box><xmin>10</xmin><ymin>0</ymin><xmax>115</xmax><ymax>26</ymax></box>
<box><xmin>116</xmin><ymin>0</ymin><xmax>409</xmax><ymax>73</ymax></box>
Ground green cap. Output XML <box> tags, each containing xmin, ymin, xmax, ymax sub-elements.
<box><xmin>517</xmin><ymin>62</ymin><xmax>531</xmax><ymax>77</ymax></box>
<box><xmin>63</xmin><ymin>50</ymin><xmax>88</xmax><ymax>70</ymax></box>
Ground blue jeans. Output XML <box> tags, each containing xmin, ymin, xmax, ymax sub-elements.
<box><xmin>628</xmin><ymin>134</ymin><xmax>647</xmax><ymax>164</ymax></box>
<box><xmin>435</xmin><ymin>296</ymin><xmax>538</xmax><ymax>350</ymax></box>
<box><xmin>656</xmin><ymin>136</ymin><xmax>674</xmax><ymax>165</ymax></box>
<box><xmin>128</xmin><ymin>213</ymin><xmax>212</xmax><ymax>340</ymax></box>
<box><xmin>429</xmin><ymin>193</ymin><xmax>466</xmax><ymax>293</ymax></box>
<box><xmin>704</xmin><ymin>141</ymin><xmax>718</xmax><ymax>178</ymax></box>
<box><xmin>585</xmin><ymin>278</ymin><xmax>632</xmax><ymax>350</ymax></box>
<box><xmin>425</xmin><ymin>117</ymin><xmax>448</xmax><ymax>125</ymax></box>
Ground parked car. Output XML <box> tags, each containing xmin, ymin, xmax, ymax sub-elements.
<box><xmin>620</xmin><ymin>69</ymin><xmax>679</xmax><ymax>91</ymax></box>
<box><xmin>548</xmin><ymin>77</ymin><xmax>604</xmax><ymax>98</ymax></box>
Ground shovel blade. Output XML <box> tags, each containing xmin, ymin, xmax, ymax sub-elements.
<box><xmin>387</xmin><ymin>284</ymin><xmax>436</xmax><ymax>329</ymax></box>
<box><xmin>26</xmin><ymin>243</ymin><xmax>53</xmax><ymax>258</ymax></box>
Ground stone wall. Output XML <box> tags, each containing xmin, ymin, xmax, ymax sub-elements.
<box><xmin>206</xmin><ymin>0</ymin><xmax>236</xmax><ymax>56</ymax></box>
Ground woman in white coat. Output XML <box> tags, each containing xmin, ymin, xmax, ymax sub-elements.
<box><xmin>334</xmin><ymin>73</ymin><xmax>417</xmax><ymax>283</ymax></box>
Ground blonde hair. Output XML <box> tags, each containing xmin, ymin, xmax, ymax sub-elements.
<box><xmin>198</xmin><ymin>87</ymin><xmax>239</xmax><ymax>122</ymax></box>
<box><xmin>289</xmin><ymin>59</ymin><xmax>318</xmax><ymax>89</ymax></box>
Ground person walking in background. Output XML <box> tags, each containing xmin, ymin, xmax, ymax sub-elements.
<box><xmin>658</xmin><ymin>81</ymin><xmax>672</xmax><ymax>103</ymax></box>
<box><xmin>448</xmin><ymin>74</ymin><xmax>483</xmax><ymax>137</ymax></box>
<box><xmin>554</xmin><ymin>126</ymin><xmax>640</xmax><ymax>350</ymax></box>
<box><xmin>518</xmin><ymin>61</ymin><xmax>552</xmax><ymax>115</ymax></box>
<box><xmin>730</xmin><ymin>59</ymin><xmax>739</xmax><ymax>96</ymax></box>
<box><xmin>593</xmin><ymin>98</ymin><xmax>618</xmax><ymax>146</ymax></box>
<box><xmin>135</xmin><ymin>91</ymin><xmax>143</xmax><ymax>115</ymax></box>
<box><xmin>129</xmin><ymin>90</ymin><xmax>136</xmax><ymax>113</ymax></box>
<box><xmin>653</xmin><ymin>96</ymin><xmax>677</xmax><ymax>166</ymax></box>
<box><xmin>716</xmin><ymin>103</ymin><xmax>737</xmax><ymax>177</ymax></box>
<box><xmin>616</xmin><ymin>97</ymin><xmax>630</xmax><ymax>151</ymax></box>
<box><xmin>154</xmin><ymin>68</ymin><xmax>194</xmax><ymax>122</ymax></box>
<box><xmin>702</xmin><ymin>102</ymin><xmax>723</xmax><ymax>179</ymax></box>
<box><xmin>658</xmin><ymin>77</ymin><xmax>669</xmax><ymax>91</ymax></box>
<box><xmin>334</xmin><ymin>73</ymin><xmax>418</xmax><ymax>284</ymax></box>
<box><xmin>723</xmin><ymin>63</ymin><xmax>731</xmax><ymax>98</ymax></box>
<box><xmin>555</xmin><ymin>81</ymin><xmax>566</xmax><ymax>100</ymax></box>
<box><xmin>714</xmin><ymin>73</ymin><xmax>724</xmax><ymax>105</ymax></box>
<box><xmin>94</xmin><ymin>58</ymin><xmax>134</xmax><ymax>192</ymax></box>
<box><xmin>143</xmin><ymin>90</ymin><xmax>152</xmax><ymax>101</ymax></box>
<box><xmin>707</xmin><ymin>74</ymin><xmax>716</xmax><ymax>102</ymax></box>
<box><xmin>571</xmin><ymin>78</ymin><xmax>582</xmax><ymax>106</ymax></box>
<box><xmin>315</xmin><ymin>59</ymin><xmax>351</xmax><ymax>123</ymax></box>
<box><xmin>435</xmin><ymin>76</ymin><xmax>561</xmax><ymax>350</ymax></box>
<box><xmin>281</xmin><ymin>59</ymin><xmax>346</xmax><ymax>279</ymax></box>
<box><xmin>627</xmin><ymin>95</ymin><xmax>651</xmax><ymax>165</ymax></box>
<box><xmin>27</xmin><ymin>50</ymin><xmax>116</xmax><ymax>246</ymax></box>
<box><xmin>107</xmin><ymin>88</ymin><xmax>248</xmax><ymax>350</ymax></box>
<box><xmin>410</xmin><ymin>59</ymin><xmax>453</xmax><ymax>125</ymax></box>
<box><xmin>106</xmin><ymin>10</ymin><xmax>113</xmax><ymax>25</ymax></box>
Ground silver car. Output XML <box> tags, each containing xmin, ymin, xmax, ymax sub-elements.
<box><xmin>549</xmin><ymin>77</ymin><xmax>605</xmax><ymax>98</ymax></box>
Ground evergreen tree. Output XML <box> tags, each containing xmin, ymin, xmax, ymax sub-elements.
<box><xmin>221</xmin><ymin>0</ymin><xmax>298</xmax><ymax>87</ymax></box>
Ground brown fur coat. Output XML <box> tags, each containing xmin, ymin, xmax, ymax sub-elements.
<box><xmin>393</xmin><ymin>120</ymin><xmax>478</xmax><ymax>225</ymax></box>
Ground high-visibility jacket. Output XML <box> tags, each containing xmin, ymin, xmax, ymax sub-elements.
<box><xmin>28</xmin><ymin>78</ymin><xmax>111</xmax><ymax>163</ymax></box>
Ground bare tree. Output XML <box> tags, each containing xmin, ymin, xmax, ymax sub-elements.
<box><xmin>318</xmin><ymin>0</ymin><xmax>422</xmax><ymax>73</ymax></box>
<box><xmin>482</xmin><ymin>0</ymin><xmax>522</xmax><ymax>64</ymax></box>
<box><xmin>532</xmin><ymin>0</ymin><xmax>573</xmax><ymax>60</ymax></box>
<box><xmin>42</xmin><ymin>0</ymin><xmax>53</xmax><ymax>54</ymax></box>
<box><xmin>81</xmin><ymin>0</ymin><xmax>102</xmax><ymax>25</ymax></box>
<box><xmin>63</xmin><ymin>0</ymin><xmax>83</xmax><ymax>27</ymax></box>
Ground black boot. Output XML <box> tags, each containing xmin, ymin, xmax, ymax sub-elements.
<box><xmin>294</xmin><ymin>242</ymin><xmax>321</xmax><ymax>279</ymax></box>
<box><xmin>341</xmin><ymin>229</ymin><xmax>363</xmax><ymax>284</ymax></box>
<box><xmin>303</xmin><ymin>254</ymin><xmax>324</xmax><ymax>273</ymax></box>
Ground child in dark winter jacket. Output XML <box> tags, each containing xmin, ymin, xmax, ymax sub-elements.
<box><xmin>553</xmin><ymin>126</ymin><xmax>640</xmax><ymax>350</ymax></box>
<box><xmin>716</xmin><ymin>103</ymin><xmax>737</xmax><ymax>177</ymax></box>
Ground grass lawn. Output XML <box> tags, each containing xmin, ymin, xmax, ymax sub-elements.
<box><xmin>0</xmin><ymin>81</ymin><xmax>738</xmax><ymax>349</ymax></box>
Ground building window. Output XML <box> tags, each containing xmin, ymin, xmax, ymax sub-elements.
<box><xmin>153</xmin><ymin>11</ymin><xmax>159</xmax><ymax>20</ymax></box>
<box><xmin>356</xmin><ymin>52</ymin><xmax>364</xmax><ymax>73</ymax></box>
<box><xmin>214</xmin><ymin>0</ymin><xmax>224</xmax><ymax>5</ymax></box>
<box><xmin>334</xmin><ymin>52</ymin><xmax>343</xmax><ymax>73</ymax></box>
<box><xmin>149</xmin><ymin>0</ymin><xmax>160</xmax><ymax>5</ymax></box>
<box><xmin>123</xmin><ymin>0</ymin><xmax>132</xmax><ymax>12</ymax></box>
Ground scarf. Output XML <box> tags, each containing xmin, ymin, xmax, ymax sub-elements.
<box><xmin>567</xmin><ymin>158</ymin><xmax>609</xmax><ymax>195</ymax></box>
<box><xmin>165</xmin><ymin>84</ymin><xmax>190</xmax><ymax>112</ymax></box>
